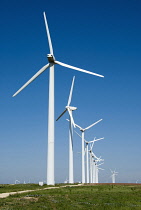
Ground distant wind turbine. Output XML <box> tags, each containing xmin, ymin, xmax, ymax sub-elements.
<box><xmin>12</xmin><ymin>12</ymin><xmax>104</xmax><ymax>185</ymax></box>
<box><xmin>110</xmin><ymin>169</ymin><xmax>118</xmax><ymax>183</ymax></box>
<box><xmin>56</xmin><ymin>76</ymin><xmax>76</xmax><ymax>183</ymax></box>
<box><xmin>15</xmin><ymin>180</ymin><xmax>20</xmax><ymax>184</ymax></box>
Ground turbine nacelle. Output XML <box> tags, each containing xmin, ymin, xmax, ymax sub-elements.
<box><xmin>66</xmin><ymin>106</ymin><xmax>77</xmax><ymax>111</ymax></box>
<box><xmin>47</xmin><ymin>54</ymin><xmax>55</xmax><ymax>63</ymax></box>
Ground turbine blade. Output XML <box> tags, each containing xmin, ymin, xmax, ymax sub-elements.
<box><xmin>75</xmin><ymin>123</ymin><xmax>83</xmax><ymax>130</ymax></box>
<box><xmin>67</xmin><ymin>76</ymin><xmax>75</xmax><ymax>106</ymax></box>
<box><xmin>66</xmin><ymin>115</ymin><xmax>75</xmax><ymax>125</ymax></box>
<box><xmin>97</xmin><ymin>162</ymin><xmax>104</xmax><ymax>166</ymax></box>
<box><xmin>91</xmin><ymin>141</ymin><xmax>95</xmax><ymax>150</ymax></box>
<box><xmin>74</xmin><ymin>130</ymin><xmax>82</xmax><ymax>138</ymax></box>
<box><xmin>88</xmin><ymin>140</ymin><xmax>96</xmax><ymax>143</ymax></box>
<box><xmin>56</xmin><ymin>109</ymin><xmax>67</xmax><ymax>121</ymax></box>
<box><xmin>68</xmin><ymin>109</ymin><xmax>75</xmax><ymax>128</ymax></box>
<box><xmin>84</xmin><ymin>147</ymin><xmax>86</xmax><ymax>154</ymax></box>
<box><xmin>92</xmin><ymin>152</ymin><xmax>100</xmax><ymax>160</ymax></box>
<box><xmin>43</xmin><ymin>12</ymin><xmax>53</xmax><ymax>55</ymax></box>
<box><xmin>13</xmin><ymin>63</ymin><xmax>50</xmax><ymax>97</ymax></box>
<box><xmin>90</xmin><ymin>140</ymin><xmax>94</xmax><ymax>151</ymax></box>
<box><xmin>74</xmin><ymin>130</ymin><xmax>88</xmax><ymax>143</ymax></box>
<box><xmin>54</xmin><ymin>61</ymin><xmax>104</xmax><ymax>78</ymax></box>
<box><xmin>86</xmin><ymin>137</ymin><xmax>96</xmax><ymax>144</ymax></box>
<box><xmin>98</xmin><ymin>168</ymin><xmax>104</xmax><ymax>170</ymax></box>
<box><xmin>84</xmin><ymin>119</ymin><xmax>103</xmax><ymax>130</ymax></box>
<box><xmin>94</xmin><ymin>137</ymin><xmax>104</xmax><ymax>142</ymax></box>
<box><xmin>110</xmin><ymin>169</ymin><xmax>112</xmax><ymax>172</ymax></box>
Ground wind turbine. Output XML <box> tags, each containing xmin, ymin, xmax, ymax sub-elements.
<box><xmin>15</xmin><ymin>180</ymin><xmax>20</xmax><ymax>184</ymax></box>
<box><xmin>75</xmin><ymin>131</ymin><xmax>104</xmax><ymax>183</ymax></box>
<box><xmin>110</xmin><ymin>169</ymin><xmax>118</xmax><ymax>183</ymax></box>
<box><xmin>12</xmin><ymin>12</ymin><xmax>104</xmax><ymax>185</ymax></box>
<box><xmin>56</xmin><ymin>76</ymin><xmax>76</xmax><ymax>183</ymax></box>
<box><xmin>75</xmin><ymin>119</ymin><xmax>103</xmax><ymax>183</ymax></box>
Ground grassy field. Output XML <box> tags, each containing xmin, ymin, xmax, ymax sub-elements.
<box><xmin>0</xmin><ymin>183</ymin><xmax>71</xmax><ymax>194</ymax></box>
<box><xmin>0</xmin><ymin>184</ymin><xmax>48</xmax><ymax>194</ymax></box>
<box><xmin>0</xmin><ymin>184</ymin><xmax>141</xmax><ymax>209</ymax></box>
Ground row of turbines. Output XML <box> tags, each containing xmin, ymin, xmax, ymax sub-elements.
<box><xmin>12</xmin><ymin>11</ymin><xmax>118</xmax><ymax>185</ymax></box>
<box><xmin>56</xmin><ymin>76</ymin><xmax>105</xmax><ymax>184</ymax></box>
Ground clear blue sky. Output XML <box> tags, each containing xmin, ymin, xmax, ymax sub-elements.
<box><xmin>0</xmin><ymin>0</ymin><xmax>141</xmax><ymax>184</ymax></box>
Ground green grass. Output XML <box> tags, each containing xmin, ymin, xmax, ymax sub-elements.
<box><xmin>0</xmin><ymin>184</ymin><xmax>48</xmax><ymax>194</ymax></box>
<box><xmin>0</xmin><ymin>183</ymin><xmax>76</xmax><ymax>193</ymax></box>
<box><xmin>1</xmin><ymin>184</ymin><xmax>141</xmax><ymax>209</ymax></box>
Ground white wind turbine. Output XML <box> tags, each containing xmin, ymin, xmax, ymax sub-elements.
<box><xmin>56</xmin><ymin>76</ymin><xmax>76</xmax><ymax>183</ymax></box>
<box><xmin>15</xmin><ymin>180</ymin><xmax>20</xmax><ymax>184</ymax></box>
<box><xmin>12</xmin><ymin>12</ymin><xmax>104</xmax><ymax>185</ymax></box>
<box><xmin>75</xmin><ymin>131</ymin><xmax>104</xmax><ymax>183</ymax></box>
<box><xmin>110</xmin><ymin>169</ymin><xmax>118</xmax><ymax>183</ymax></box>
<box><xmin>75</xmin><ymin>119</ymin><xmax>103</xmax><ymax>183</ymax></box>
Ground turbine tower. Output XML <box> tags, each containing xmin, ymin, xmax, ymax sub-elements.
<box><xmin>12</xmin><ymin>12</ymin><xmax>104</xmax><ymax>185</ymax></box>
<box><xmin>75</xmin><ymin>119</ymin><xmax>103</xmax><ymax>183</ymax></box>
<box><xmin>56</xmin><ymin>76</ymin><xmax>76</xmax><ymax>183</ymax></box>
